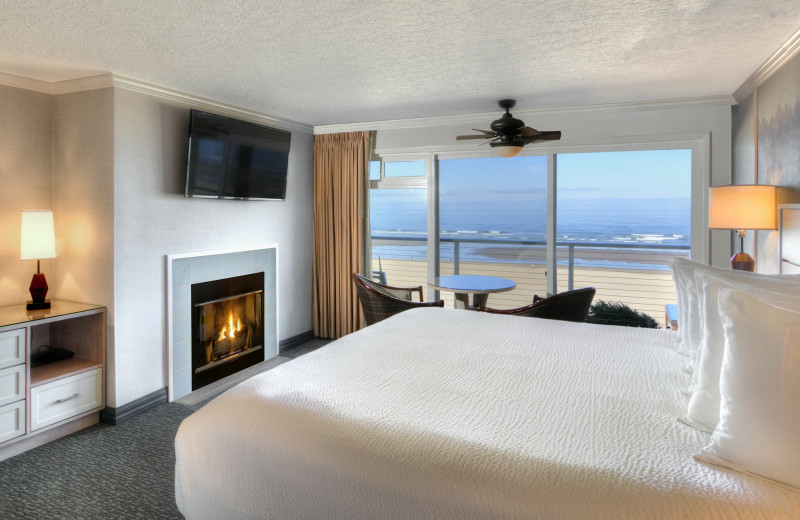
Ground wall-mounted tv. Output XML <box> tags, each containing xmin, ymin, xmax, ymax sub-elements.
<box><xmin>185</xmin><ymin>110</ymin><xmax>291</xmax><ymax>200</ymax></box>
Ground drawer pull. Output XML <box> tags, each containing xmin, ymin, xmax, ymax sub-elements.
<box><xmin>55</xmin><ymin>393</ymin><xmax>80</xmax><ymax>404</ymax></box>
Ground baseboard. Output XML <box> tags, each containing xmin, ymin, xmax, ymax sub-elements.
<box><xmin>279</xmin><ymin>330</ymin><xmax>315</xmax><ymax>353</ymax></box>
<box><xmin>99</xmin><ymin>387</ymin><xmax>168</xmax><ymax>425</ymax></box>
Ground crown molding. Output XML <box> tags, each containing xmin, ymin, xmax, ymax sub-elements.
<box><xmin>375</xmin><ymin>132</ymin><xmax>711</xmax><ymax>157</ymax></box>
<box><xmin>52</xmin><ymin>73</ymin><xmax>114</xmax><ymax>94</ymax></box>
<box><xmin>0</xmin><ymin>71</ymin><xmax>115</xmax><ymax>94</ymax></box>
<box><xmin>0</xmin><ymin>71</ymin><xmax>312</xmax><ymax>134</ymax></box>
<box><xmin>733</xmin><ymin>24</ymin><xmax>800</xmax><ymax>102</ymax></box>
<box><xmin>110</xmin><ymin>74</ymin><xmax>312</xmax><ymax>134</ymax></box>
<box><xmin>0</xmin><ymin>71</ymin><xmax>53</xmax><ymax>94</ymax></box>
<box><xmin>314</xmin><ymin>95</ymin><xmax>735</xmax><ymax>134</ymax></box>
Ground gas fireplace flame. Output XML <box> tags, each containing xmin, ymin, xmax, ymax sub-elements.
<box><xmin>218</xmin><ymin>311</ymin><xmax>244</xmax><ymax>342</ymax></box>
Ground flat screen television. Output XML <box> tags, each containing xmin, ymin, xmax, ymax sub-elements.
<box><xmin>185</xmin><ymin>110</ymin><xmax>291</xmax><ymax>200</ymax></box>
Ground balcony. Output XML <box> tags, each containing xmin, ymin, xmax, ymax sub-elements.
<box><xmin>371</xmin><ymin>236</ymin><xmax>687</xmax><ymax>327</ymax></box>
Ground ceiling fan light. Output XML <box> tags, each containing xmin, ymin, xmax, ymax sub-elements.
<box><xmin>491</xmin><ymin>142</ymin><xmax>523</xmax><ymax>158</ymax></box>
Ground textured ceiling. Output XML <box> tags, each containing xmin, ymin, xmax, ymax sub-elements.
<box><xmin>1</xmin><ymin>1</ymin><xmax>799</xmax><ymax>125</ymax></box>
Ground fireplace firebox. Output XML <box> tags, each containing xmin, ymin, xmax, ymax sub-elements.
<box><xmin>191</xmin><ymin>273</ymin><xmax>264</xmax><ymax>390</ymax></box>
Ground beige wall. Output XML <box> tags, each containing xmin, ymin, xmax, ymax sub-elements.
<box><xmin>0</xmin><ymin>85</ymin><xmax>53</xmax><ymax>307</ymax></box>
<box><xmin>52</xmin><ymin>88</ymin><xmax>116</xmax><ymax>401</ymax></box>
<box><xmin>0</xmin><ymin>82</ymin><xmax>314</xmax><ymax>408</ymax></box>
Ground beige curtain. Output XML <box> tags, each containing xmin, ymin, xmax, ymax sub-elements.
<box><xmin>312</xmin><ymin>131</ymin><xmax>371</xmax><ymax>338</ymax></box>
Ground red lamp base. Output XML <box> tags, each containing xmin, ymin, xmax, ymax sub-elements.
<box><xmin>27</xmin><ymin>272</ymin><xmax>51</xmax><ymax>310</ymax></box>
<box><xmin>731</xmin><ymin>252</ymin><xmax>755</xmax><ymax>272</ymax></box>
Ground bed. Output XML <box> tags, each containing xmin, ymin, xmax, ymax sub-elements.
<box><xmin>174</xmin><ymin>308</ymin><xmax>800</xmax><ymax>519</ymax></box>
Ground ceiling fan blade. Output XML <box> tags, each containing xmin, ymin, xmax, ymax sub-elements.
<box><xmin>521</xmin><ymin>130</ymin><xmax>561</xmax><ymax>144</ymax></box>
<box><xmin>472</xmin><ymin>128</ymin><xmax>496</xmax><ymax>136</ymax></box>
<box><xmin>537</xmin><ymin>131</ymin><xmax>561</xmax><ymax>140</ymax></box>
<box><xmin>517</xmin><ymin>126</ymin><xmax>542</xmax><ymax>138</ymax></box>
<box><xmin>456</xmin><ymin>134</ymin><xmax>494</xmax><ymax>140</ymax></box>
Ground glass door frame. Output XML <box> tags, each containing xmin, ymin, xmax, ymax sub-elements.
<box><xmin>373</xmin><ymin>131</ymin><xmax>710</xmax><ymax>299</ymax></box>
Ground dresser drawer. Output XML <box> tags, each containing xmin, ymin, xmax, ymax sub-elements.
<box><xmin>31</xmin><ymin>368</ymin><xmax>102</xmax><ymax>431</ymax></box>
<box><xmin>0</xmin><ymin>365</ymin><xmax>25</xmax><ymax>407</ymax></box>
<box><xmin>0</xmin><ymin>329</ymin><xmax>25</xmax><ymax>370</ymax></box>
<box><xmin>0</xmin><ymin>400</ymin><xmax>25</xmax><ymax>444</ymax></box>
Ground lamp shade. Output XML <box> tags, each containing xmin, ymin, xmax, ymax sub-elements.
<box><xmin>20</xmin><ymin>210</ymin><xmax>56</xmax><ymax>260</ymax></box>
<box><xmin>708</xmin><ymin>185</ymin><xmax>777</xmax><ymax>230</ymax></box>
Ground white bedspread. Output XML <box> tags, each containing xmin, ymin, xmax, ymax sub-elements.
<box><xmin>175</xmin><ymin>308</ymin><xmax>800</xmax><ymax>519</ymax></box>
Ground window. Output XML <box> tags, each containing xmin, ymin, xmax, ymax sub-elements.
<box><xmin>384</xmin><ymin>161</ymin><xmax>425</xmax><ymax>177</ymax></box>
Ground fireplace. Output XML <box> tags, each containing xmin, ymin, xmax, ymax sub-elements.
<box><xmin>191</xmin><ymin>272</ymin><xmax>265</xmax><ymax>390</ymax></box>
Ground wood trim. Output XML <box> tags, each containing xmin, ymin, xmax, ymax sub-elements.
<box><xmin>99</xmin><ymin>387</ymin><xmax>167</xmax><ymax>425</ymax></box>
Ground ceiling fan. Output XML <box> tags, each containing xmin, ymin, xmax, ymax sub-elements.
<box><xmin>456</xmin><ymin>99</ymin><xmax>561</xmax><ymax>157</ymax></box>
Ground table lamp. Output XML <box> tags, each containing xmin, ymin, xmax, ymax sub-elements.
<box><xmin>708</xmin><ymin>185</ymin><xmax>776</xmax><ymax>271</ymax></box>
<box><xmin>20</xmin><ymin>210</ymin><xmax>56</xmax><ymax>310</ymax></box>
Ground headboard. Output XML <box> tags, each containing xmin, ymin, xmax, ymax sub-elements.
<box><xmin>779</xmin><ymin>204</ymin><xmax>800</xmax><ymax>274</ymax></box>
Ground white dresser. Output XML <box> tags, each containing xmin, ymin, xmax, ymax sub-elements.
<box><xmin>0</xmin><ymin>300</ymin><xmax>105</xmax><ymax>461</ymax></box>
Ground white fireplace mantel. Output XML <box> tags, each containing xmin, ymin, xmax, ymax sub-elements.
<box><xmin>166</xmin><ymin>245</ymin><xmax>278</xmax><ymax>401</ymax></box>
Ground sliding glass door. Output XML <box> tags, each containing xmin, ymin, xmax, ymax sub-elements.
<box><xmin>367</xmin><ymin>145</ymin><xmax>696</xmax><ymax>325</ymax></box>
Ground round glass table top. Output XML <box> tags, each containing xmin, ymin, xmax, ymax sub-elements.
<box><xmin>429</xmin><ymin>274</ymin><xmax>516</xmax><ymax>294</ymax></box>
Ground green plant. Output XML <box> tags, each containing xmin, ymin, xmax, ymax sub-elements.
<box><xmin>586</xmin><ymin>300</ymin><xmax>660</xmax><ymax>328</ymax></box>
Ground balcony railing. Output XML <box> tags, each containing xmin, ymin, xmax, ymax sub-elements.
<box><xmin>370</xmin><ymin>235</ymin><xmax>689</xmax><ymax>327</ymax></box>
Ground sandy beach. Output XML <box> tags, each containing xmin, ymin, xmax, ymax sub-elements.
<box><xmin>372</xmin><ymin>256</ymin><xmax>678</xmax><ymax>327</ymax></box>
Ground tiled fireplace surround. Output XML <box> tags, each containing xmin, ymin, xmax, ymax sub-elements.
<box><xmin>167</xmin><ymin>246</ymin><xmax>278</xmax><ymax>401</ymax></box>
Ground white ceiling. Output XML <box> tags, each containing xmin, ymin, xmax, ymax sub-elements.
<box><xmin>1</xmin><ymin>1</ymin><xmax>799</xmax><ymax>126</ymax></box>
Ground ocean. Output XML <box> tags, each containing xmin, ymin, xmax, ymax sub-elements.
<box><xmin>370</xmin><ymin>203</ymin><xmax>690</xmax><ymax>270</ymax></box>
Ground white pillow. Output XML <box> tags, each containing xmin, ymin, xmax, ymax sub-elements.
<box><xmin>682</xmin><ymin>273</ymin><xmax>800</xmax><ymax>432</ymax></box>
<box><xmin>695</xmin><ymin>289</ymin><xmax>800</xmax><ymax>490</ymax></box>
<box><xmin>671</xmin><ymin>258</ymin><xmax>702</xmax><ymax>357</ymax></box>
<box><xmin>671</xmin><ymin>258</ymin><xmax>800</xmax><ymax>359</ymax></box>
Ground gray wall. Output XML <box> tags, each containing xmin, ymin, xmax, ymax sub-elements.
<box><xmin>111</xmin><ymin>89</ymin><xmax>313</xmax><ymax>406</ymax></box>
<box><xmin>0</xmin><ymin>85</ymin><xmax>53</xmax><ymax>307</ymax></box>
<box><xmin>732</xmin><ymin>53</ymin><xmax>800</xmax><ymax>272</ymax></box>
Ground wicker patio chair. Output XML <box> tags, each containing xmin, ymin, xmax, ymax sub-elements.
<box><xmin>477</xmin><ymin>287</ymin><xmax>596</xmax><ymax>322</ymax></box>
<box><xmin>352</xmin><ymin>273</ymin><xmax>444</xmax><ymax>326</ymax></box>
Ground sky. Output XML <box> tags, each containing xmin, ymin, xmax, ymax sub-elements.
<box><xmin>371</xmin><ymin>149</ymin><xmax>692</xmax><ymax>204</ymax></box>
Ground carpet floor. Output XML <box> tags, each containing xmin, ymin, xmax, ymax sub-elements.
<box><xmin>0</xmin><ymin>339</ymin><xmax>329</xmax><ymax>520</ymax></box>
